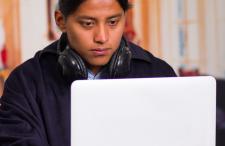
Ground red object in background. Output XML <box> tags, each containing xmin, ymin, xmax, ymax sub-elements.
<box><xmin>1</xmin><ymin>44</ymin><xmax>7</xmax><ymax>68</ymax></box>
<box><xmin>124</xmin><ymin>26</ymin><xmax>136</xmax><ymax>41</ymax></box>
<box><xmin>179</xmin><ymin>67</ymin><xmax>200</xmax><ymax>76</ymax></box>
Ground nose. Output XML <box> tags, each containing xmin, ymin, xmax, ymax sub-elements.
<box><xmin>94</xmin><ymin>24</ymin><xmax>109</xmax><ymax>44</ymax></box>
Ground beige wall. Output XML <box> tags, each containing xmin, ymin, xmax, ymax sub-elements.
<box><xmin>19</xmin><ymin>0</ymin><xmax>52</xmax><ymax>62</ymax></box>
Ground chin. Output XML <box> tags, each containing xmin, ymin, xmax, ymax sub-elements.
<box><xmin>89</xmin><ymin>58</ymin><xmax>111</xmax><ymax>67</ymax></box>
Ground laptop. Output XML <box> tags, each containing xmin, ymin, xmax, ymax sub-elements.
<box><xmin>71</xmin><ymin>76</ymin><xmax>216</xmax><ymax>146</ymax></box>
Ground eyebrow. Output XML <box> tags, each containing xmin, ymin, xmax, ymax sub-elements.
<box><xmin>107</xmin><ymin>13</ymin><xmax>123</xmax><ymax>19</ymax></box>
<box><xmin>76</xmin><ymin>13</ymin><xmax>123</xmax><ymax>21</ymax></box>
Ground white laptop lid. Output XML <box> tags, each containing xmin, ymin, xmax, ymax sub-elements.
<box><xmin>71</xmin><ymin>76</ymin><xmax>216</xmax><ymax>146</ymax></box>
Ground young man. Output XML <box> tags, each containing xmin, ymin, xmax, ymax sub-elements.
<box><xmin>0</xmin><ymin>0</ymin><xmax>176</xmax><ymax>145</ymax></box>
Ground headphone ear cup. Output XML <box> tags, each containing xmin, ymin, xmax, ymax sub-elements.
<box><xmin>58</xmin><ymin>48</ymin><xmax>87</xmax><ymax>81</ymax></box>
<box><xmin>109</xmin><ymin>43</ymin><xmax>132</xmax><ymax>78</ymax></box>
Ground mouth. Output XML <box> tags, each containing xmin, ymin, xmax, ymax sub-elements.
<box><xmin>90</xmin><ymin>48</ymin><xmax>110</xmax><ymax>56</ymax></box>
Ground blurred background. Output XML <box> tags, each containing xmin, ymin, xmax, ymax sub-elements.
<box><xmin>0</xmin><ymin>0</ymin><xmax>225</xmax><ymax>145</ymax></box>
<box><xmin>0</xmin><ymin>0</ymin><xmax>224</xmax><ymax>79</ymax></box>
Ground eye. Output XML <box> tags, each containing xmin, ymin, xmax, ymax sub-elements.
<box><xmin>80</xmin><ymin>20</ymin><xmax>95</xmax><ymax>28</ymax></box>
<box><xmin>108</xmin><ymin>18</ymin><xmax>119</xmax><ymax>26</ymax></box>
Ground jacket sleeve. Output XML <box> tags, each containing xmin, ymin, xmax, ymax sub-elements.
<box><xmin>0</xmin><ymin>66</ymin><xmax>49</xmax><ymax>146</ymax></box>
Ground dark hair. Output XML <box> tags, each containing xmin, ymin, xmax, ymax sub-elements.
<box><xmin>58</xmin><ymin>0</ymin><xmax>131</xmax><ymax>17</ymax></box>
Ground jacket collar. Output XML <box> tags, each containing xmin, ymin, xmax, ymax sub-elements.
<box><xmin>128</xmin><ymin>42</ymin><xmax>152</xmax><ymax>63</ymax></box>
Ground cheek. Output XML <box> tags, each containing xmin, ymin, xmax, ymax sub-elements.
<box><xmin>112</xmin><ymin>21</ymin><xmax>126</xmax><ymax>38</ymax></box>
<box><xmin>111</xmin><ymin>27</ymin><xmax>125</xmax><ymax>48</ymax></box>
<box><xmin>67</xmin><ymin>27</ymin><xmax>91</xmax><ymax>50</ymax></box>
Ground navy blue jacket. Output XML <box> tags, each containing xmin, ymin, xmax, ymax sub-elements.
<box><xmin>0</xmin><ymin>40</ymin><xmax>176</xmax><ymax>146</ymax></box>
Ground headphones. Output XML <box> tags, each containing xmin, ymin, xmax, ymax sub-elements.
<box><xmin>57</xmin><ymin>33</ymin><xmax>132</xmax><ymax>82</ymax></box>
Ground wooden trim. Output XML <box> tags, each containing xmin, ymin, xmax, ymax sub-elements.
<box><xmin>149</xmin><ymin>0</ymin><xmax>162</xmax><ymax>57</ymax></box>
<box><xmin>141</xmin><ymin>0</ymin><xmax>149</xmax><ymax>50</ymax></box>
<box><xmin>213</xmin><ymin>0</ymin><xmax>220</xmax><ymax>73</ymax></box>
<box><xmin>197</xmin><ymin>0</ymin><xmax>207</xmax><ymax>73</ymax></box>
<box><xmin>47</xmin><ymin>0</ymin><xmax>58</xmax><ymax>40</ymax></box>
<box><xmin>156</xmin><ymin>0</ymin><xmax>162</xmax><ymax>57</ymax></box>
<box><xmin>183</xmin><ymin>0</ymin><xmax>189</xmax><ymax>65</ymax></box>
<box><xmin>168</xmin><ymin>0</ymin><xmax>173</xmax><ymax>62</ymax></box>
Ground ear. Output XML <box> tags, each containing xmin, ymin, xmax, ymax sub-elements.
<box><xmin>55</xmin><ymin>10</ymin><xmax>66</xmax><ymax>32</ymax></box>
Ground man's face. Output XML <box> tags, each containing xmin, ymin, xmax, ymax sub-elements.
<box><xmin>57</xmin><ymin>0</ymin><xmax>126</xmax><ymax>73</ymax></box>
